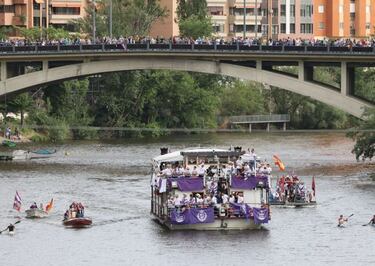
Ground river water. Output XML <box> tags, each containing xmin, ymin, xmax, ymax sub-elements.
<box><xmin>0</xmin><ymin>133</ymin><xmax>374</xmax><ymax>266</ymax></box>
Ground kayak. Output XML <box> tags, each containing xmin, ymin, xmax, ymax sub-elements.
<box><xmin>2</xmin><ymin>140</ymin><xmax>16</xmax><ymax>148</ymax></box>
<box><xmin>31</xmin><ymin>149</ymin><xmax>57</xmax><ymax>155</ymax></box>
<box><xmin>63</xmin><ymin>217</ymin><xmax>92</xmax><ymax>228</ymax></box>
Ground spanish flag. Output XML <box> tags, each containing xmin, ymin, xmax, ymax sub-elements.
<box><xmin>45</xmin><ymin>198</ymin><xmax>53</xmax><ymax>213</ymax></box>
<box><xmin>273</xmin><ymin>155</ymin><xmax>285</xmax><ymax>171</ymax></box>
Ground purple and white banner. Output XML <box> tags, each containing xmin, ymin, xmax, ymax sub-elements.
<box><xmin>231</xmin><ymin>175</ymin><xmax>269</xmax><ymax>190</ymax></box>
<box><xmin>230</xmin><ymin>202</ymin><xmax>251</xmax><ymax>219</ymax></box>
<box><xmin>168</xmin><ymin>177</ymin><xmax>204</xmax><ymax>192</ymax></box>
<box><xmin>252</xmin><ymin>207</ymin><xmax>269</xmax><ymax>224</ymax></box>
<box><xmin>170</xmin><ymin>207</ymin><xmax>215</xmax><ymax>225</ymax></box>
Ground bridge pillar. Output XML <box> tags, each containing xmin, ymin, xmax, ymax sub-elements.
<box><xmin>1</xmin><ymin>61</ymin><xmax>7</xmax><ymax>81</ymax></box>
<box><xmin>283</xmin><ymin>122</ymin><xmax>287</xmax><ymax>131</ymax></box>
<box><xmin>248</xmin><ymin>123</ymin><xmax>252</xmax><ymax>132</ymax></box>
<box><xmin>298</xmin><ymin>61</ymin><xmax>304</xmax><ymax>81</ymax></box>
<box><xmin>266</xmin><ymin>123</ymin><xmax>270</xmax><ymax>132</ymax></box>
<box><xmin>256</xmin><ymin>60</ymin><xmax>262</xmax><ymax>70</ymax></box>
<box><xmin>42</xmin><ymin>61</ymin><xmax>49</xmax><ymax>71</ymax></box>
<box><xmin>340</xmin><ymin>61</ymin><xmax>353</xmax><ymax>96</ymax></box>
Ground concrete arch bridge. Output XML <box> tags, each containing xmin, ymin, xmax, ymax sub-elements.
<box><xmin>0</xmin><ymin>44</ymin><xmax>374</xmax><ymax>118</ymax></box>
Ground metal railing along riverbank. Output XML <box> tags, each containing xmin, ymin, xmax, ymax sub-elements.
<box><xmin>229</xmin><ymin>114</ymin><xmax>290</xmax><ymax>124</ymax></box>
<box><xmin>0</xmin><ymin>43</ymin><xmax>375</xmax><ymax>55</ymax></box>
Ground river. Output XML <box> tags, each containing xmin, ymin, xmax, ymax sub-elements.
<box><xmin>0</xmin><ymin>133</ymin><xmax>374</xmax><ymax>266</ymax></box>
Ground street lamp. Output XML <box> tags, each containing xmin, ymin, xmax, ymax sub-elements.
<box><xmin>109</xmin><ymin>0</ymin><xmax>113</xmax><ymax>39</ymax></box>
<box><xmin>93</xmin><ymin>0</ymin><xmax>96</xmax><ymax>43</ymax></box>
<box><xmin>268</xmin><ymin>0</ymin><xmax>273</xmax><ymax>40</ymax></box>
<box><xmin>243</xmin><ymin>0</ymin><xmax>246</xmax><ymax>39</ymax></box>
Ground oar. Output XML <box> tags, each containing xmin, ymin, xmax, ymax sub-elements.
<box><xmin>0</xmin><ymin>220</ymin><xmax>21</xmax><ymax>234</ymax></box>
<box><xmin>337</xmin><ymin>214</ymin><xmax>354</xmax><ymax>227</ymax></box>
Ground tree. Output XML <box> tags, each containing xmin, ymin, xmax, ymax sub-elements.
<box><xmin>176</xmin><ymin>0</ymin><xmax>212</xmax><ymax>38</ymax></box>
<box><xmin>220</xmin><ymin>81</ymin><xmax>265</xmax><ymax>116</ymax></box>
<box><xmin>179</xmin><ymin>15</ymin><xmax>213</xmax><ymax>39</ymax></box>
<box><xmin>8</xmin><ymin>93</ymin><xmax>34</xmax><ymax>126</ymax></box>
<box><xmin>348</xmin><ymin>108</ymin><xmax>375</xmax><ymax>161</ymax></box>
<box><xmin>73</xmin><ymin>0</ymin><xmax>167</xmax><ymax>37</ymax></box>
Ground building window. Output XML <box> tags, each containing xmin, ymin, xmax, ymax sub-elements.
<box><xmin>290</xmin><ymin>5</ymin><xmax>295</xmax><ymax>17</ymax></box>
<box><xmin>319</xmin><ymin>22</ymin><xmax>325</xmax><ymax>29</ymax></box>
<box><xmin>208</xmin><ymin>6</ymin><xmax>224</xmax><ymax>16</ymax></box>
<box><xmin>280</xmin><ymin>23</ymin><xmax>286</xmax><ymax>33</ymax></box>
<box><xmin>366</xmin><ymin>23</ymin><xmax>371</xmax><ymax>29</ymax></box>
<box><xmin>300</xmin><ymin>5</ymin><xmax>306</xmax><ymax>17</ymax></box>
<box><xmin>280</xmin><ymin>4</ymin><xmax>286</xmax><ymax>16</ymax></box>
<box><xmin>318</xmin><ymin>5</ymin><xmax>324</xmax><ymax>13</ymax></box>
<box><xmin>300</xmin><ymin>24</ymin><xmax>305</xmax><ymax>33</ymax></box>
<box><xmin>52</xmin><ymin>7</ymin><xmax>80</xmax><ymax>15</ymax></box>
<box><xmin>0</xmin><ymin>5</ymin><xmax>15</xmax><ymax>13</ymax></box>
<box><xmin>339</xmin><ymin>22</ymin><xmax>344</xmax><ymax>29</ymax></box>
<box><xmin>290</xmin><ymin>23</ymin><xmax>295</xmax><ymax>33</ymax></box>
<box><xmin>306</xmin><ymin>5</ymin><xmax>312</xmax><ymax>16</ymax></box>
<box><xmin>213</xmin><ymin>24</ymin><xmax>224</xmax><ymax>33</ymax></box>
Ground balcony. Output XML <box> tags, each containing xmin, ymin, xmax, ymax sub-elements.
<box><xmin>13</xmin><ymin>0</ymin><xmax>28</xmax><ymax>4</ymax></box>
<box><xmin>12</xmin><ymin>15</ymin><xmax>27</xmax><ymax>26</ymax></box>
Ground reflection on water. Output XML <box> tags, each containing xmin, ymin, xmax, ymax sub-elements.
<box><xmin>0</xmin><ymin>133</ymin><xmax>374</xmax><ymax>266</ymax></box>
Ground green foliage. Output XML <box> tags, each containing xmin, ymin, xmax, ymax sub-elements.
<box><xmin>8</xmin><ymin>93</ymin><xmax>34</xmax><ymax>126</ymax></box>
<box><xmin>0</xmin><ymin>26</ymin><xmax>13</xmax><ymax>40</ymax></box>
<box><xmin>44</xmin><ymin>27</ymin><xmax>71</xmax><ymax>40</ymax></box>
<box><xmin>354</xmin><ymin>68</ymin><xmax>375</xmax><ymax>103</ymax></box>
<box><xmin>74</xmin><ymin>0</ymin><xmax>167</xmax><ymax>37</ymax></box>
<box><xmin>179</xmin><ymin>15</ymin><xmax>213</xmax><ymax>39</ymax></box>
<box><xmin>348</xmin><ymin>108</ymin><xmax>375</xmax><ymax>161</ymax></box>
<box><xmin>176</xmin><ymin>0</ymin><xmax>208</xmax><ymax>20</ymax></box>
<box><xmin>220</xmin><ymin>81</ymin><xmax>265</xmax><ymax>116</ymax></box>
<box><xmin>176</xmin><ymin>0</ymin><xmax>212</xmax><ymax>38</ymax></box>
<box><xmin>16</xmin><ymin>27</ymin><xmax>42</xmax><ymax>41</ymax></box>
<box><xmin>313</xmin><ymin>67</ymin><xmax>341</xmax><ymax>89</ymax></box>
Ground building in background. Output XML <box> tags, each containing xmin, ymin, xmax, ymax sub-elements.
<box><xmin>0</xmin><ymin>0</ymin><xmax>90</xmax><ymax>36</ymax></box>
<box><xmin>314</xmin><ymin>0</ymin><xmax>375</xmax><ymax>39</ymax></box>
<box><xmin>259</xmin><ymin>0</ymin><xmax>314</xmax><ymax>40</ymax></box>
<box><xmin>149</xmin><ymin>0</ymin><xmax>179</xmax><ymax>38</ymax></box>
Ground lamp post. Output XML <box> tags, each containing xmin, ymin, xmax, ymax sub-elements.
<box><xmin>109</xmin><ymin>0</ymin><xmax>113</xmax><ymax>39</ymax></box>
<box><xmin>255</xmin><ymin>0</ymin><xmax>258</xmax><ymax>39</ymax></box>
<box><xmin>268</xmin><ymin>0</ymin><xmax>273</xmax><ymax>40</ymax></box>
<box><xmin>243</xmin><ymin>0</ymin><xmax>246</xmax><ymax>39</ymax></box>
<box><xmin>93</xmin><ymin>0</ymin><xmax>96</xmax><ymax>43</ymax></box>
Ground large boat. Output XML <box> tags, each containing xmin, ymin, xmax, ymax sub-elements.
<box><xmin>150</xmin><ymin>147</ymin><xmax>271</xmax><ymax>230</ymax></box>
<box><xmin>269</xmin><ymin>176</ymin><xmax>317</xmax><ymax>207</ymax></box>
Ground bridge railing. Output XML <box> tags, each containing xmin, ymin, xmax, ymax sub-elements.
<box><xmin>0</xmin><ymin>43</ymin><xmax>375</xmax><ymax>54</ymax></box>
<box><xmin>229</xmin><ymin>114</ymin><xmax>290</xmax><ymax>124</ymax></box>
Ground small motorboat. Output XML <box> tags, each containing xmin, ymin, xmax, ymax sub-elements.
<box><xmin>2</xmin><ymin>140</ymin><xmax>16</xmax><ymax>148</ymax></box>
<box><xmin>63</xmin><ymin>217</ymin><xmax>92</xmax><ymax>228</ymax></box>
<box><xmin>25</xmin><ymin>208</ymin><xmax>49</xmax><ymax>219</ymax></box>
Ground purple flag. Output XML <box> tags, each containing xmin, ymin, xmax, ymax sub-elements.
<box><xmin>231</xmin><ymin>175</ymin><xmax>268</xmax><ymax>190</ymax></box>
<box><xmin>230</xmin><ymin>202</ymin><xmax>251</xmax><ymax>219</ymax></box>
<box><xmin>169</xmin><ymin>177</ymin><xmax>204</xmax><ymax>192</ymax></box>
<box><xmin>170</xmin><ymin>207</ymin><xmax>215</xmax><ymax>224</ymax></box>
<box><xmin>253</xmin><ymin>207</ymin><xmax>269</xmax><ymax>224</ymax></box>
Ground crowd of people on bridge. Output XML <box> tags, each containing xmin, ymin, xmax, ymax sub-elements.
<box><xmin>1</xmin><ymin>35</ymin><xmax>375</xmax><ymax>49</ymax></box>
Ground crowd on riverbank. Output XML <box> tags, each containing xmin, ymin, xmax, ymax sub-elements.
<box><xmin>1</xmin><ymin>36</ymin><xmax>375</xmax><ymax>48</ymax></box>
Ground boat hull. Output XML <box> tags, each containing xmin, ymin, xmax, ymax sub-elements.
<box><xmin>153</xmin><ymin>215</ymin><xmax>262</xmax><ymax>230</ymax></box>
<box><xmin>25</xmin><ymin>209</ymin><xmax>49</xmax><ymax>218</ymax></box>
<box><xmin>63</xmin><ymin>218</ymin><xmax>92</xmax><ymax>228</ymax></box>
<box><xmin>270</xmin><ymin>201</ymin><xmax>317</xmax><ymax>208</ymax></box>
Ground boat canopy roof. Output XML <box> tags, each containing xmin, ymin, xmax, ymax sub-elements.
<box><xmin>152</xmin><ymin>148</ymin><xmax>245</xmax><ymax>164</ymax></box>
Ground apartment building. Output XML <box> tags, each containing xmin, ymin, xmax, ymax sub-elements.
<box><xmin>0</xmin><ymin>0</ymin><xmax>90</xmax><ymax>34</ymax></box>
<box><xmin>314</xmin><ymin>0</ymin><xmax>375</xmax><ymax>38</ymax></box>
<box><xmin>149</xmin><ymin>0</ymin><xmax>179</xmax><ymax>38</ymax></box>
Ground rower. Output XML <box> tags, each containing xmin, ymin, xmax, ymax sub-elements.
<box><xmin>369</xmin><ymin>215</ymin><xmax>375</xmax><ymax>225</ymax></box>
<box><xmin>6</xmin><ymin>223</ymin><xmax>15</xmax><ymax>234</ymax></box>
<box><xmin>338</xmin><ymin>215</ymin><xmax>348</xmax><ymax>227</ymax></box>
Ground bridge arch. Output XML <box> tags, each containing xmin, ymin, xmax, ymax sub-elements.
<box><xmin>0</xmin><ymin>58</ymin><xmax>371</xmax><ymax>118</ymax></box>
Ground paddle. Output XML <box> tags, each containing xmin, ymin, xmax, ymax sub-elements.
<box><xmin>337</xmin><ymin>214</ymin><xmax>354</xmax><ymax>227</ymax></box>
<box><xmin>0</xmin><ymin>220</ymin><xmax>21</xmax><ymax>234</ymax></box>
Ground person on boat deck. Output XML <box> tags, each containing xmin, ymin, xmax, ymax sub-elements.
<box><xmin>198</xmin><ymin>164</ymin><xmax>206</xmax><ymax>177</ymax></box>
<box><xmin>249</xmin><ymin>148</ymin><xmax>257</xmax><ymax>171</ymax></box>
<box><xmin>196</xmin><ymin>194</ymin><xmax>204</xmax><ymax>205</ymax></box>
<box><xmin>173</xmin><ymin>195</ymin><xmax>181</xmax><ymax>207</ymax></box>
<box><xmin>191</xmin><ymin>166</ymin><xmax>198</xmax><ymax>178</ymax></box>
<box><xmin>229</xmin><ymin>193</ymin><xmax>236</xmax><ymax>204</ymax></box>
<box><xmin>64</xmin><ymin>210</ymin><xmax>69</xmax><ymax>220</ymax></box>
<box><xmin>30</xmin><ymin>202</ymin><xmax>38</xmax><ymax>209</ymax></box>
<box><xmin>236</xmin><ymin>157</ymin><xmax>243</xmax><ymax>174</ymax></box>
<box><xmin>161</xmin><ymin>165</ymin><xmax>172</xmax><ymax>177</ymax></box>
<box><xmin>222</xmin><ymin>193</ymin><xmax>229</xmax><ymax>204</ymax></box>
<box><xmin>183</xmin><ymin>167</ymin><xmax>191</xmax><ymax>177</ymax></box>
<box><xmin>369</xmin><ymin>215</ymin><xmax>375</xmax><ymax>225</ymax></box>
<box><xmin>176</xmin><ymin>165</ymin><xmax>184</xmax><ymax>176</ymax></box>
<box><xmin>338</xmin><ymin>215</ymin><xmax>348</xmax><ymax>226</ymax></box>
